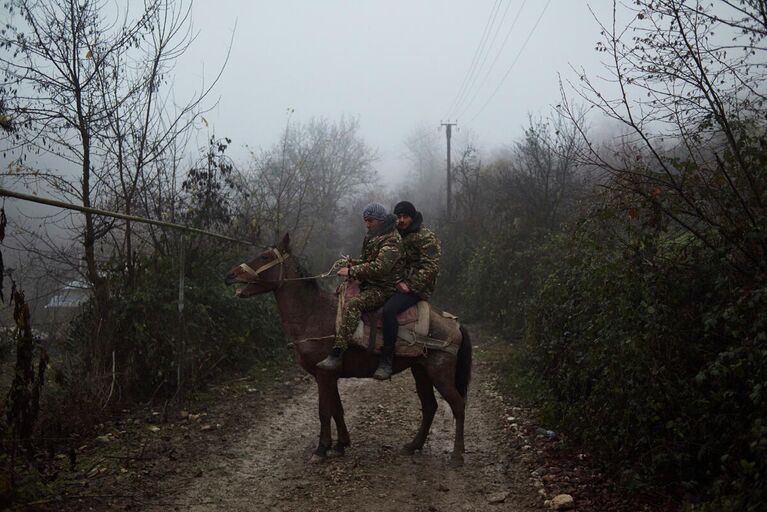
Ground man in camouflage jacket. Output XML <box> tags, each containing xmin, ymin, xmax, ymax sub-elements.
<box><xmin>317</xmin><ymin>202</ymin><xmax>402</xmax><ymax>371</ymax></box>
<box><xmin>373</xmin><ymin>200</ymin><xmax>442</xmax><ymax>380</ymax></box>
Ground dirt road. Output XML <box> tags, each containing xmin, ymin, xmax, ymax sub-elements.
<box><xmin>133</xmin><ymin>352</ymin><xmax>543</xmax><ymax>512</ymax></box>
<box><xmin>50</xmin><ymin>336</ymin><xmax>669</xmax><ymax>512</ymax></box>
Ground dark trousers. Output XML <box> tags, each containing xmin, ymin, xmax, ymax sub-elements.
<box><xmin>382</xmin><ymin>291</ymin><xmax>420</xmax><ymax>355</ymax></box>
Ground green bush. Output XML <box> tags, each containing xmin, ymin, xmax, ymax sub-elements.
<box><xmin>455</xmin><ymin>229</ymin><xmax>550</xmax><ymax>335</ymax></box>
<box><xmin>66</xmin><ymin>249</ymin><xmax>283</xmax><ymax>402</ymax></box>
<box><xmin>521</xmin><ymin>211</ymin><xmax>767</xmax><ymax>509</ymax></box>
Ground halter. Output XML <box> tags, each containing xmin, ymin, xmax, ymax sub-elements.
<box><xmin>238</xmin><ymin>247</ymin><xmax>290</xmax><ymax>284</ymax></box>
<box><xmin>237</xmin><ymin>247</ymin><xmax>343</xmax><ymax>285</ymax></box>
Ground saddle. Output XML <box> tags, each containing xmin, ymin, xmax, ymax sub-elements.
<box><xmin>337</xmin><ymin>281</ymin><xmax>461</xmax><ymax>357</ymax></box>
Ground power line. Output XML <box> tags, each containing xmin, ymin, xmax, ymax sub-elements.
<box><xmin>450</xmin><ymin>0</ymin><xmax>516</xmax><ymax>119</ymax></box>
<box><xmin>0</xmin><ymin>187</ymin><xmax>257</xmax><ymax>246</ymax></box>
<box><xmin>443</xmin><ymin>0</ymin><xmax>502</xmax><ymax>120</ymax></box>
<box><xmin>465</xmin><ymin>0</ymin><xmax>552</xmax><ymax>125</ymax></box>
<box><xmin>455</xmin><ymin>0</ymin><xmax>528</xmax><ymax>121</ymax></box>
<box><xmin>443</xmin><ymin>0</ymin><xmax>503</xmax><ymax>120</ymax></box>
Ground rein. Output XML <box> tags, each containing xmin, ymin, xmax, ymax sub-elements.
<box><xmin>238</xmin><ymin>248</ymin><xmax>343</xmax><ymax>284</ymax></box>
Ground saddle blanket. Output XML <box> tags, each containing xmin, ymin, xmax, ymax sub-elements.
<box><xmin>337</xmin><ymin>280</ymin><xmax>461</xmax><ymax>357</ymax></box>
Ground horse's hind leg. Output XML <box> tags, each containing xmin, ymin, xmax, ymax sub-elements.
<box><xmin>432</xmin><ymin>372</ymin><xmax>466</xmax><ymax>465</ymax></box>
<box><xmin>329</xmin><ymin>384</ymin><xmax>350</xmax><ymax>456</ymax></box>
<box><xmin>403</xmin><ymin>365</ymin><xmax>438</xmax><ymax>454</ymax></box>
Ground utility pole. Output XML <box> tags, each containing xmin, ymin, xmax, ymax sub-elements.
<box><xmin>440</xmin><ymin>121</ymin><xmax>457</xmax><ymax>220</ymax></box>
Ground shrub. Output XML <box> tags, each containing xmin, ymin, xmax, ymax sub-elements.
<box><xmin>65</xmin><ymin>248</ymin><xmax>283</xmax><ymax>403</ymax></box>
<box><xmin>522</xmin><ymin>209</ymin><xmax>767</xmax><ymax>509</ymax></box>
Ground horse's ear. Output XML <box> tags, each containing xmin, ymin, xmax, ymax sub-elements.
<box><xmin>278</xmin><ymin>232</ymin><xmax>290</xmax><ymax>252</ymax></box>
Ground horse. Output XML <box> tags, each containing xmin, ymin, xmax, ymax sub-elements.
<box><xmin>224</xmin><ymin>233</ymin><xmax>472</xmax><ymax>464</ymax></box>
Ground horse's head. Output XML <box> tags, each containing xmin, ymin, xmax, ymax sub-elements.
<box><xmin>225</xmin><ymin>233</ymin><xmax>292</xmax><ymax>298</ymax></box>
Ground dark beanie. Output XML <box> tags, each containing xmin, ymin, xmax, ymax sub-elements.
<box><xmin>393</xmin><ymin>201</ymin><xmax>417</xmax><ymax>218</ymax></box>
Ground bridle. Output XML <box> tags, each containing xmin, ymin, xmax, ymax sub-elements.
<box><xmin>237</xmin><ymin>247</ymin><xmax>343</xmax><ymax>286</ymax></box>
<box><xmin>238</xmin><ymin>247</ymin><xmax>290</xmax><ymax>284</ymax></box>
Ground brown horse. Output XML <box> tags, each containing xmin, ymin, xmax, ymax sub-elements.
<box><xmin>224</xmin><ymin>233</ymin><xmax>472</xmax><ymax>464</ymax></box>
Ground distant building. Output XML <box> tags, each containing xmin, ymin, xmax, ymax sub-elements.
<box><xmin>44</xmin><ymin>279</ymin><xmax>91</xmax><ymax>335</ymax></box>
<box><xmin>45</xmin><ymin>279</ymin><xmax>91</xmax><ymax>309</ymax></box>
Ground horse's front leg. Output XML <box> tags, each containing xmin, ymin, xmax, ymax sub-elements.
<box><xmin>328</xmin><ymin>382</ymin><xmax>350</xmax><ymax>457</ymax></box>
<box><xmin>403</xmin><ymin>365</ymin><xmax>438</xmax><ymax>454</ymax></box>
<box><xmin>311</xmin><ymin>373</ymin><xmax>335</xmax><ymax>462</ymax></box>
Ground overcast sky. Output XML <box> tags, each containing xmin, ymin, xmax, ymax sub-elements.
<box><xmin>175</xmin><ymin>1</ymin><xmax>613</xmax><ymax>182</ymax></box>
<box><xmin>0</xmin><ymin>1</ymin><xmax>624</xmax><ymax>297</ymax></box>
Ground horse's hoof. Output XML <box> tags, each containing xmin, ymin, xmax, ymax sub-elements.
<box><xmin>309</xmin><ymin>453</ymin><xmax>326</xmax><ymax>464</ymax></box>
<box><xmin>449</xmin><ymin>452</ymin><xmax>464</xmax><ymax>467</ymax></box>
<box><xmin>327</xmin><ymin>448</ymin><xmax>345</xmax><ymax>458</ymax></box>
<box><xmin>402</xmin><ymin>442</ymin><xmax>421</xmax><ymax>455</ymax></box>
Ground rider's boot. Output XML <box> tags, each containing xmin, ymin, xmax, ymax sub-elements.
<box><xmin>373</xmin><ymin>346</ymin><xmax>394</xmax><ymax>380</ymax></box>
<box><xmin>317</xmin><ymin>347</ymin><xmax>344</xmax><ymax>371</ymax></box>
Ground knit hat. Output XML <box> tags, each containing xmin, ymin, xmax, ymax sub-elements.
<box><xmin>362</xmin><ymin>202</ymin><xmax>387</xmax><ymax>220</ymax></box>
<box><xmin>393</xmin><ymin>201</ymin><xmax>417</xmax><ymax>218</ymax></box>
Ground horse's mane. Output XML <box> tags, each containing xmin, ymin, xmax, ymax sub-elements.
<box><xmin>291</xmin><ymin>254</ymin><xmax>320</xmax><ymax>290</ymax></box>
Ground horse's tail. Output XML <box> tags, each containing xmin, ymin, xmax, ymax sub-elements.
<box><xmin>455</xmin><ymin>325</ymin><xmax>472</xmax><ymax>399</ymax></box>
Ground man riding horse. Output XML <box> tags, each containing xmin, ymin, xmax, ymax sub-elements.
<box><xmin>226</xmin><ymin>221</ymin><xmax>470</xmax><ymax>463</ymax></box>
<box><xmin>373</xmin><ymin>201</ymin><xmax>442</xmax><ymax>380</ymax></box>
<box><xmin>316</xmin><ymin>202</ymin><xmax>402</xmax><ymax>371</ymax></box>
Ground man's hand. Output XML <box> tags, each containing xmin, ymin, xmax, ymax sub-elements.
<box><xmin>397</xmin><ymin>281</ymin><xmax>411</xmax><ymax>293</ymax></box>
<box><xmin>337</xmin><ymin>267</ymin><xmax>350</xmax><ymax>277</ymax></box>
<box><xmin>335</xmin><ymin>255</ymin><xmax>353</xmax><ymax>268</ymax></box>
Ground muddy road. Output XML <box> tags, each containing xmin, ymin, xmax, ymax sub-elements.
<box><xmin>50</xmin><ymin>338</ymin><xmax>668</xmax><ymax>512</ymax></box>
<box><xmin>138</xmin><ymin>355</ymin><xmax>542</xmax><ymax>512</ymax></box>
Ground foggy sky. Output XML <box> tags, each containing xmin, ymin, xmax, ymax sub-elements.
<box><xmin>175</xmin><ymin>1</ymin><xmax>614</xmax><ymax>182</ymax></box>
<box><xmin>0</xmin><ymin>1</ymin><xmax>619</xmax><ymax>275</ymax></box>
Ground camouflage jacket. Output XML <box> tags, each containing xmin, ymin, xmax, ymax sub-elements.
<box><xmin>399</xmin><ymin>212</ymin><xmax>441</xmax><ymax>300</ymax></box>
<box><xmin>349</xmin><ymin>214</ymin><xmax>402</xmax><ymax>291</ymax></box>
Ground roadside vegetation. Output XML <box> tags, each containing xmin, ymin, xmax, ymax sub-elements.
<box><xmin>427</xmin><ymin>2</ymin><xmax>767</xmax><ymax>510</ymax></box>
<box><xmin>0</xmin><ymin>0</ymin><xmax>377</xmax><ymax>504</ymax></box>
<box><xmin>1</xmin><ymin>1</ymin><xmax>765</xmax><ymax>510</ymax></box>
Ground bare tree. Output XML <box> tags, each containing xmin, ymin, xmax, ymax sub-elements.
<box><xmin>1</xmin><ymin>0</ymin><xmax>225</xmax><ymax>284</ymax></box>
<box><xmin>1</xmin><ymin>0</ymin><xmax>161</xmax><ymax>317</ymax></box>
<box><xmin>241</xmin><ymin>116</ymin><xmax>378</xmax><ymax>263</ymax></box>
<box><xmin>452</xmin><ymin>144</ymin><xmax>484</xmax><ymax>224</ymax></box>
<box><xmin>92</xmin><ymin>0</ymin><xmax>222</xmax><ymax>287</ymax></box>
<box><xmin>0</xmin><ymin>0</ymin><xmax>227</xmax><ymax>372</ymax></box>
<box><xmin>491</xmin><ymin>113</ymin><xmax>587</xmax><ymax>231</ymax></box>
<box><xmin>561</xmin><ymin>0</ymin><xmax>767</xmax><ymax>274</ymax></box>
<box><xmin>398</xmin><ymin>126</ymin><xmax>444</xmax><ymax>219</ymax></box>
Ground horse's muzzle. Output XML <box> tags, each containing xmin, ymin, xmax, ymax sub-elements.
<box><xmin>224</xmin><ymin>271</ymin><xmax>244</xmax><ymax>286</ymax></box>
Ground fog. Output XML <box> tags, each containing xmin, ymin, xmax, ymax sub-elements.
<box><xmin>0</xmin><ymin>0</ymin><xmax>625</xmax><ymax>315</ymax></box>
<box><xmin>172</xmin><ymin>1</ymin><xmax>614</xmax><ymax>183</ymax></box>
<box><xmin>2</xmin><ymin>2</ymin><xmax>620</xmax><ymax>192</ymax></box>
<box><xmin>2</xmin><ymin>4</ymin><xmax>766</xmax><ymax>509</ymax></box>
